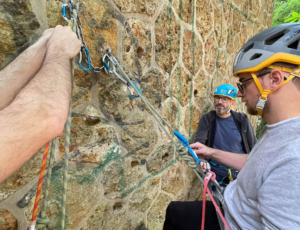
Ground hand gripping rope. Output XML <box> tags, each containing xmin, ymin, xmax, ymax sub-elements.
<box><xmin>174</xmin><ymin>130</ymin><xmax>210</xmax><ymax>167</ymax></box>
<box><xmin>29</xmin><ymin>1</ymin><xmax>78</xmax><ymax>230</ymax></box>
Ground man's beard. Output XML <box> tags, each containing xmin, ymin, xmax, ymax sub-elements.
<box><xmin>215</xmin><ymin>104</ymin><xmax>230</xmax><ymax>114</ymax></box>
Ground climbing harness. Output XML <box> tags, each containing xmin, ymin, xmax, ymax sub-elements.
<box><xmin>30</xmin><ymin>1</ymin><xmax>229</xmax><ymax>230</ymax></box>
<box><xmin>210</xmin><ymin>160</ymin><xmax>236</xmax><ymax>186</ymax></box>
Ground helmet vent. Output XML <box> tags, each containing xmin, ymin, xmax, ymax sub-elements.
<box><xmin>250</xmin><ymin>53</ymin><xmax>262</xmax><ymax>61</ymax></box>
<box><xmin>288</xmin><ymin>40</ymin><xmax>299</xmax><ymax>50</ymax></box>
<box><xmin>243</xmin><ymin>42</ymin><xmax>254</xmax><ymax>53</ymax></box>
<box><xmin>265</xmin><ymin>30</ymin><xmax>286</xmax><ymax>45</ymax></box>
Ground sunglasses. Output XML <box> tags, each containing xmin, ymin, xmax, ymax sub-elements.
<box><xmin>236</xmin><ymin>71</ymin><xmax>271</xmax><ymax>94</ymax></box>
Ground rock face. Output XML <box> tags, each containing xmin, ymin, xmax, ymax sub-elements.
<box><xmin>0</xmin><ymin>0</ymin><xmax>40</xmax><ymax>69</ymax></box>
<box><xmin>0</xmin><ymin>0</ymin><xmax>273</xmax><ymax>229</ymax></box>
<box><xmin>0</xmin><ymin>209</ymin><xmax>18</xmax><ymax>230</ymax></box>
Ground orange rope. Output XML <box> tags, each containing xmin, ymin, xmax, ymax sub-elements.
<box><xmin>29</xmin><ymin>142</ymin><xmax>50</xmax><ymax>228</ymax></box>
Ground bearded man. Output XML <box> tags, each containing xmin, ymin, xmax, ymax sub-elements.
<box><xmin>194</xmin><ymin>84</ymin><xmax>257</xmax><ymax>186</ymax></box>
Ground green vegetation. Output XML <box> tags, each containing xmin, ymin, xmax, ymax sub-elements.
<box><xmin>285</xmin><ymin>12</ymin><xmax>300</xmax><ymax>23</ymax></box>
<box><xmin>256</xmin><ymin>117</ymin><xmax>267</xmax><ymax>139</ymax></box>
<box><xmin>272</xmin><ymin>0</ymin><xmax>300</xmax><ymax>26</ymax></box>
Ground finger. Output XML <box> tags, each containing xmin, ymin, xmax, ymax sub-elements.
<box><xmin>190</xmin><ymin>144</ymin><xmax>199</xmax><ymax>150</ymax></box>
<box><xmin>190</xmin><ymin>143</ymin><xmax>198</xmax><ymax>148</ymax></box>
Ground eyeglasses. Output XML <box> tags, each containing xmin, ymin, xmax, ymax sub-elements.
<box><xmin>236</xmin><ymin>78</ymin><xmax>253</xmax><ymax>94</ymax></box>
<box><xmin>214</xmin><ymin>96</ymin><xmax>230</xmax><ymax>103</ymax></box>
<box><xmin>236</xmin><ymin>71</ymin><xmax>271</xmax><ymax>94</ymax></box>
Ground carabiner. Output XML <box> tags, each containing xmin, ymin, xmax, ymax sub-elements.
<box><xmin>102</xmin><ymin>50</ymin><xmax>142</xmax><ymax>99</ymax></box>
<box><xmin>102</xmin><ymin>54</ymin><xmax>110</xmax><ymax>75</ymax></box>
<box><xmin>77</xmin><ymin>47</ymin><xmax>91</xmax><ymax>72</ymax></box>
<box><xmin>62</xmin><ymin>4</ymin><xmax>73</xmax><ymax>24</ymax></box>
<box><xmin>206</xmin><ymin>162</ymin><xmax>211</xmax><ymax>172</ymax></box>
<box><xmin>129</xmin><ymin>81</ymin><xmax>142</xmax><ymax>98</ymax></box>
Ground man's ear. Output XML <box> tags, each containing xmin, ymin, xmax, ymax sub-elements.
<box><xmin>270</xmin><ymin>70</ymin><xmax>284</xmax><ymax>91</ymax></box>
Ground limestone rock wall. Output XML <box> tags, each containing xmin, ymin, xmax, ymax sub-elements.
<box><xmin>0</xmin><ymin>0</ymin><xmax>273</xmax><ymax>229</ymax></box>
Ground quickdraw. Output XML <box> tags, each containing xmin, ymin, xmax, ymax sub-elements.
<box><xmin>63</xmin><ymin>2</ymin><xmax>102</xmax><ymax>73</ymax></box>
<box><xmin>102</xmin><ymin>49</ymin><xmax>142</xmax><ymax>98</ymax></box>
<box><xmin>63</xmin><ymin>5</ymin><xmax>141</xmax><ymax>98</ymax></box>
<box><xmin>62</xmin><ymin>2</ymin><xmax>74</xmax><ymax>28</ymax></box>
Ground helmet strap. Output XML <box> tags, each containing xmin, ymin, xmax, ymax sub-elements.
<box><xmin>251</xmin><ymin>65</ymin><xmax>299</xmax><ymax>116</ymax></box>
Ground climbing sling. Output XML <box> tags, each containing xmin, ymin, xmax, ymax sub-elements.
<box><xmin>29</xmin><ymin>1</ymin><xmax>230</xmax><ymax>229</ymax></box>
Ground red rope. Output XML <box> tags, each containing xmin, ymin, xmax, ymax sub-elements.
<box><xmin>201</xmin><ymin>172</ymin><xmax>231</xmax><ymax>230</ymax></box>
<box><xmin>30</xmin><ymin>142</ymin><xmax>50</xmax><ymax>227</ymax></box>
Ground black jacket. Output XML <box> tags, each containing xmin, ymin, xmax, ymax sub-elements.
<box><xmin>195</xmin><ymin>110</ymin><xmax>257</xmax><ymax>153</ymax></box>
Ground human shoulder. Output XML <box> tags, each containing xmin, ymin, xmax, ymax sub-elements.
<box><xmin>261</xmin><ymin>137</ymin><xmax>300</xmax><ymax>173</ymax></box>
<box><xmin>201</xmin><ymin>110</ymin><xmax>215</xmax><ymax>120</ymax></box>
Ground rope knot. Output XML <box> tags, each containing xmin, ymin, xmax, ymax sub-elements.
<box><xmin>36</xmin><ymin>216</ymin><xmax>51</xmax><ymax>229</ymax></box>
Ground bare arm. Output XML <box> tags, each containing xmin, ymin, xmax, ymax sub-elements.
<box><xmin>0</xmin><ymin>29</ymin><xmax>53</xmax><ymax>110</ymax></box>
<box><xmin>0</xmin><ymin>26</ymin><xmax>81</xmax><ymax>182</ymax></box>
<box><xmin>209</xmin><ymin>148</ymin><xmax>248</xmax><ymax>171</ymax></box>
<box><xmin>190</xmin><ymin>142</ymin><xmax>248</xmax><ymax>171</ymax></box>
